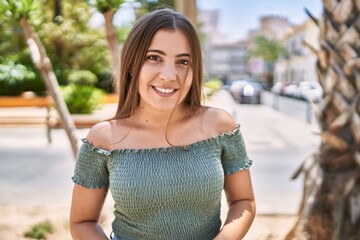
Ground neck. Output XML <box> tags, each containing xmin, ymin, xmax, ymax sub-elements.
<box><xmin>132</xmin><ymin>105</ymin><xmax>188</xmax><ymax>129</ymax></box>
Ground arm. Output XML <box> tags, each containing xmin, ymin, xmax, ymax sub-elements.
<box><xmin>70</xmin><ymin>184</ymin><xmax>109</xmax><ymax>240</ymax></box>
<box><xmin>214</xmin><ymin>169</ymin><xmax>256</xmax><ymax>240</ymax></box>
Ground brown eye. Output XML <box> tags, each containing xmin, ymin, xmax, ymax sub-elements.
<box><xmin>147</xmin><ymin>55</ymin><xmax>161</xmax><ymax>61</ymax></box>
<box><xmin>177</xmin><ymin>59</ymin><xmax>189</xmax><ymax>65</ymax></box>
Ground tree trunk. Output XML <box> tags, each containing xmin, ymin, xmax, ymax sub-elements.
<box><xmin>103</xmin><ymin>10</ymin><xmax>120</xmax><ymax>92</ymax></box>
<box><xmin>20</xmin><ymin>17</ymin><xmax>79</xmax><ymax>158</ymax></box>
<box><xmin>175</xmin><ymin>0</ymin><xmax>197</xmax><ymax>26</ymax></box>
<box><xmin>286</xmin><ymin>0</ymin><xmax>360</xmax><ymax>239</ymax></box>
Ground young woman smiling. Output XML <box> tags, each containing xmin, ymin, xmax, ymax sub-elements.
<box><xmin>70</xmin><ymin>8</ymin><xmax>255</xmax><ymax>240</ymax></box>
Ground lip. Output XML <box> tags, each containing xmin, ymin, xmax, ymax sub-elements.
<box><xmin>152</xmin><ymin>86</ymin><xmax>178</xmax><ymax>97</ymax></box>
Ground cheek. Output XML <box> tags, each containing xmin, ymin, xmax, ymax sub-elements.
<box><xmin>138</xmin><ymin>65</ymin><xmax>154</xmax><ymax>89</ymax></box>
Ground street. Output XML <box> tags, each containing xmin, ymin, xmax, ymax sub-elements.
<box><xmin>208</xmin><ymin>89</ymin><xmax>320</xmax><ymax>215</ymax></box>
<box><xmin>0</xmin><ymin>89</ymin><xmax>321</xmax><ymax>214</ymax></box>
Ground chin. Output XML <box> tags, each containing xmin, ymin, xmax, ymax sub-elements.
<box><xmin>150</xmin><ymin>102</ymin><xmax>178</xmax><ymax>111</ymax></box>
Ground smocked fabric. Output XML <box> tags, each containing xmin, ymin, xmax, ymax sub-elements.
<box><xmin>72</xmin><ymin>124</ymin><xmax>252</xmax><ymax>240</ymax></box>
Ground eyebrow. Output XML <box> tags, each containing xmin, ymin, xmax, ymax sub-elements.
<box><xmin>147</xmin><ymin>49</ymin><xmax>191</xmax><ymax>58</ymax></box>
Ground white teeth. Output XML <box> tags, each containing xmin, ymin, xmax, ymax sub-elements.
<box><xmin>154</xmin><ymin>87</ymin><xmax>175</xmax><ymax>94</ymax></box>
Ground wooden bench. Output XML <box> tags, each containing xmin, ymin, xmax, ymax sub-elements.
<box><xmin>0</xmin><ymin>96</ymin><xmax>54</xmax><ymax>143</ymax></box>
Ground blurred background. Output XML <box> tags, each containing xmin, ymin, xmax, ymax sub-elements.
<box><xmin>1</xmin><ymin>0</ymin><xmax>359</xmax><ymax>239</ymax></box>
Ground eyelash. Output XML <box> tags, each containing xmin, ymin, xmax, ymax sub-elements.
<box><xmin>178</xmin><ymin>59</ymin><xmax>189</xmax><ymax>65</ymax></box>
<box><xmin>146</xmin><ymin>55</ymin><xmax>190</xmax><ymax>66</ymax></box>
<box><xmin>147</xmin><ymin>55</ymin><xmax>161</xmax><ymax>61</ymax></box>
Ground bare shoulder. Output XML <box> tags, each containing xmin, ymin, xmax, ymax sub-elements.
<box><xmin>202</xmin><ymin>107</ymin><xmax>237</xmax><ymax>136</ymax></box>
<box><xmin>86</xmin><ymin>120</ymin><xmax>117</xmax><ymax>150</ymax></box>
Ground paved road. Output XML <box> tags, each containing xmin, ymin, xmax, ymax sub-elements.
<box><xmin>208</xmin><ymin>90</ymin><xmax>320</xmax><ymax>214</ymax></box>
<box><xmin>0</xmin><ymin>90</ymin><xmax>320</xmax><ymax>215</ymax></box>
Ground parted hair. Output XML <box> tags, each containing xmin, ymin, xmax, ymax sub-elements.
<box><xmin>114</xmin><ymin>8</ymin><xmax>203</xmax><ymax>119</ymax></box>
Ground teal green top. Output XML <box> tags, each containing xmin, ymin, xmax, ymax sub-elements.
<box><xmin>72</xmin><ymin>125</ymin><xmax>252</xmax><ymax>240</ymax></box>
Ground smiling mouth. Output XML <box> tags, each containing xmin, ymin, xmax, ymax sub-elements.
<box><xmin>153</xmin><ymin>86</ymin><xmax>177</xmax><ymax>94</ymax></box>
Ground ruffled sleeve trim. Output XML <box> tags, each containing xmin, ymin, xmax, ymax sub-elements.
<box><xmin>224</xmin><ymin>158</ymin><xmax>253</xmax><ymax>175</ymax></box>
<box><xmin>79</xmin><ymin>126</ymin><xmax>241</xmax><ymax>154</ymax></box>
<box><xmin>72</xmin><ymin>139</ymin><xmax>110</xmax><ymax>189</ymax></box>
<box><xmin>81</xmin><ymin>138</ymin><xmax>112</xmax><ymax>156</ymax></box>
<box><xmin>219</xmin><ymin>124</ymin><xmax>253</xmax><ymax>175</ymax></box>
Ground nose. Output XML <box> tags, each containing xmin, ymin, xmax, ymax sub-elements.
<box><xmin>159</xmin><ymin>63</ymin><xmax>177</xmax><ymax>82</ymax></box>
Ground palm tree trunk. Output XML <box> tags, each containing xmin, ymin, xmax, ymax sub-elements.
<box><xmin>103</xmin><ymin>10</ymin><xmax>120</xmax><ymax>92</ymax></box>
<box><xmin>175</xmin><ymin>0</ymin><xmax>197</xmax><ymax>26</ymax></box>
<box><xmin>20</xmin><ymin>17</ymin><xmax>79</xmax><ymax>158</ymax></box>
<box><xmin>286</xmin><ymin>0</ymin><xmax>360</xmax><ymax>239</ymax></box>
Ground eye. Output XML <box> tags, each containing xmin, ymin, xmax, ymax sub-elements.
<box><xmin>147</xmin><ymin>55</ymin><xmax>162</xmax><ymax>62</ymax></box>
<box><xmin>177</xmin><ymin>59</ymin><xmax>190</xmax><ymax>66</ymax></box>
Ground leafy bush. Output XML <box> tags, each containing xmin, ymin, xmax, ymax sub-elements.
<box><xmin>68</xmin><ymin>70</ymin><xmax>97</xmax><ymax>86</ymax></box>
<box><xmin>203</xmin><ymin>78</ymin><xmax>223</xmax><ymax>97</ymax></box>
<box><xmin>38</xmin><ymin>1</ymin><xmax>110</xmax><ymax>85</ymax></box>
<box><xmin>61</xmin><ymin>84</ymin><xmax>105</xmax><ymax>114</ymax></box>
<box><xmin>0</xmin><ymin>62</ymin><xmax>45</xmax><ymax>96</ymax></box>
<box><xmin>96</xmin><ymin>69</ymin><xmax>115</xmax><ymax>93</ymax></box>
<box><xmin>24</xmin><ymin>220</ymin><xmax>54</xmax><ymax>239</ymax></box>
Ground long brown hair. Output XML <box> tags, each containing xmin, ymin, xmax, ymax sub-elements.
<box><xmin>114</xmin><ymin>8</ymin><xmax>203</xmax><ymax>119</ymax></box>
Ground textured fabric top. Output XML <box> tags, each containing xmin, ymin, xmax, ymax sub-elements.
<box><xmin>72</xmin><ymin>124</ymin><xmax>252</xmax><ymax>240</ymax></box>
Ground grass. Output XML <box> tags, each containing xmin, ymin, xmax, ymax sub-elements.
<box><xmin>24</xmin><ymin>220</ymin><xmax>54</xmax><ymax>239</ymax></box>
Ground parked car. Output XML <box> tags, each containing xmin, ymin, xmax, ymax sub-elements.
<box><xmin>271</xmin><ymin>82</ymin><xmax>286</xmax><ymax>95</ymax></box>
<box><xmin>229</xmin><ymin>80</ymin><xmax>263</xmax><ymax>104</ymax></box>
<box><xmin>298</xmin><ymin>81</ymin><xmax>323</xmax><ymax>102</ymax></box>
<box><xmin>283</xmin><ymin>84</ymin><xmax>299</xmax><ymax>98</ymax></box>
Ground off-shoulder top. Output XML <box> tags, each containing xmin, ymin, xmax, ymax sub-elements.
<box><xmin>72</xmin><ymin>124</ymin><xmax>252</xmax><ymax>240</ymax></box>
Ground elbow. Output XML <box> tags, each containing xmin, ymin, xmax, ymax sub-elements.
<box><xmin>229</xmin><ymin>198</ymin><xmax>256</xmax><ymax>216</ymax></box>
<box><xmin>69</xmin><ymin>220</ymin><xmax>107</xmax><ymax>240</ymax></box>
<box><xmin>69</xmin><ymin>221</ymin><xmax>81</xmax><ymax>240</ymax></box>
<box><xmin>69</xmin><ymin>220</ymin><xmax>92</xmax><ymax>240</ymax></box>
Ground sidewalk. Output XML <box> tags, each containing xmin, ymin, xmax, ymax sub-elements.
<box><xmin>0</xmin><ymin>91</ymin><xmax>319</xmax><ymax>239</ymax></box>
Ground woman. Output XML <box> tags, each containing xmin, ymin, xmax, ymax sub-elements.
<box><xmin>70</xmin><ymin>8</ymin><xmax>255</xmax><ymax>240</ymax></box>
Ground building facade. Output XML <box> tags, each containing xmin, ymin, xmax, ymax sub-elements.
<box><xmin>274</xmin><ymin>20</ymin><xmax>320</xmax><ymax>85</ymax></box>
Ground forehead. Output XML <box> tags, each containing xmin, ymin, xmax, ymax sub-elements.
<box><xmin>148</xmin><ymin>29</ymin><xmax>190</xmax><ymax>54</ymax></box>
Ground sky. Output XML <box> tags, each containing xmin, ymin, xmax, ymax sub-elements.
<box><xmin>197</xmin><ymin>0</ymin><xmax>323</xmax><ymax>40</ymax></box>
<box><xmin>91</xmin><ymin>0</ymin><xmax>323</xmax><ymax>41</ymax></box>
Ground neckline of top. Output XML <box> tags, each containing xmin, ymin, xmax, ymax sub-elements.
<box><xmin>81</xmin><ymin>124</ymin><xmax>241</xmax><ymax>156</ymax></box>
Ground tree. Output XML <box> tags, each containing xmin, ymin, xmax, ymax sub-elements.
<box><xmin>286</xmin><ymin>0</ymin><xmax>360</xmax><ymax>239</ymax></box>
<box><xmin>39</xmin><ymin>1</ymin><xmax>110</xmax><ymax>87</ymax></box>
<box><xmin>134</xmin><ymin>0</ymin><xmax>175</xmax><ymax>18</ymax></box>
<box><xmin>175</xmin><ymin>0</ymin><xmax>196</xmax><ymax>26</ymax></box>
<box><xmin>247</xmin><ymin>35</ymin><xmax>286</xmax><ymax>89</ymax></box>
<box><xmin>90</xmin><ymin>0</ymin><xmax>124</xmax><ymax>90</ymax></box>
<box><xmin>2</xmin><ymin>0</ymin><xmax>79</xmax><ymax>158</ymax></box>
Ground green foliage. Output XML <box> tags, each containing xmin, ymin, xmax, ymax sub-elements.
<box><xmin>38</xmin><ymin>1</ymin><xmax>111</xmax><ymax>85</ymax></box>
<box><xmin>0</xmin><ymin>1</ymin><xmax>42</xmax><ymax>63</ymax></box>
<box><xmin>1</xmin><ymin>0</ymin><xmax>43</xmax><ymax>24</ymax></box>
<box><xmin>0</xmin><ymin>61</ymin><xmax>45</xmax><ymax>96</ymax></box>
<box><xmin>247</xmin><ymin>35</ymin><xmax>286</xmax><ymax>62</ymax></box>
<box><xmin>24</xmin><ymin>220</ymin><xmax>54</xmax><ymax>239</ymax></box>
<box><xmin>135</xmin><ymin>0</ymin><xmax>175</xmax><ymax>18</ymax></box>
<box><xmin>90</xmin><ymin>0</ymin><xmax>125</xmax><ymax>13</ymax></box>
<box><xmin>61</xmin><ymin>84</ymin><xmax>105</xmax><ymax>114</ymax></box>
<box><xmin>116</xmin><ymin>24</ymin><xmax>132</xmax><ymax>43</ymax></box>
<box><xmin>203</xmin><ymin>78</ymin><xmax>223</xmax><ymax>97</ymax></box>
<box><xmin>1</xmin><ymin>0</ymin><xmax>112</xmax><ymax>95</ymax></box>
<box><xmin>95</xmin><ymin>68</ymin><xmax>115</xmax><ymax>93</ymax></box>
<box><xmin>62</xmin><ymin>69</ymin><xmax>106</xmax><ymax>114</ymax></box>
<box><xmin>68</xmin><ymin>70</ymin><xmax>97</xmax><ymax>86</ymax></box>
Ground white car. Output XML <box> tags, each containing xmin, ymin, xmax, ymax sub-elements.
<box><xmin>283</xmin><ymin>84</ymin><xmax>299</xmax><ymax>98</ymax></box>
<box><xmin>298</xmin><ymin>81</ymin><xmax>323</xmax><ymax>102</ymax></box>
<box><xmin>271</xmin><ymin>82</ymin><xmax>285</xmax><ymax>95</ymax></box>
<box><xmin>229</xmin><ymin>80</ymin><xmax>263</xmax><ymax>104</ymax></box>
